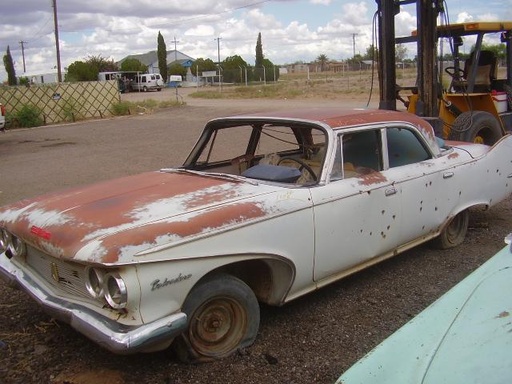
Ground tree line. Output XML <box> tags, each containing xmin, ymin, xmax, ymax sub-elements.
<box><xmin>2</xmin><ymin>36</ymin><xmax>507</xmax><ymax>85</ymax></box>
<box><xmin>2</xmin><ymin>32</ymin><xmax>279</xmax><ymax>85</ymax></box>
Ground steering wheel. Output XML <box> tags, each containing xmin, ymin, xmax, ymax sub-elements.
<box><xmin>445</xmin><ymin>66</ymin><xmax>466</xmax><ymax>80</ymax></box>
<box><xmin>277</xmin><ymin>157</ymin><xmax>317</xmax><ymax>181</ymax></box>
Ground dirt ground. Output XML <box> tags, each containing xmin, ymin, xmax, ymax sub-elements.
<box><xmin>0</xmin><ymin>88</ymin><xmax>510</xmax><ymax>384</ymax></box>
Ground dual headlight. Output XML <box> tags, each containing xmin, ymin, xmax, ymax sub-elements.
<box><xmin>85</xmin><ymin>267</ymin><xmax>128</xmax><ymax>309</ymax></box>
<box><xmin>1</xmin><ymin>228</ymin><xmax>128</xmax><ymax>310</ymax></box>
<box><xmin>0</xmin><ymin>228</ymin><xmax>26</xmax><ymax>259</ymax></box>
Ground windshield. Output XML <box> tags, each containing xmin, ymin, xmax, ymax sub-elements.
<box><xmin>184</xmin><ymin>121</ymin><xmax>327</xmax><ymax>186</ymax></box>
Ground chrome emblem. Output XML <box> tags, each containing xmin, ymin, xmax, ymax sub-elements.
<box><xmin>51</xmin><ymin>262</ymin><xmax>60</xmax><ymax>283</ymax></box>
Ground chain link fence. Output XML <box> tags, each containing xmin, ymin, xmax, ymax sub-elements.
<box><xmin>0</xmin><ymin>80</ymin><xmax>120</xmax><ymax>126</ymax></box>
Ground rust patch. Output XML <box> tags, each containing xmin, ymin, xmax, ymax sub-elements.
<box><xmin>358</xmin><ymin>172</ymin><xmax>388</xmax><ymax>185</ymax></box>
<box><xmin>98</xmin><ymin>202</ymin><xmax>267</xmax><ymax>263</ymax></box>
<box><xmin>0</xmin><ymin>171</ymin><xmax>232</xmax><ymax>261</ymax></box>
<box><xmin>497</xmin><ymin>311</ymin><xmax>510</xmax><ymax>319</ymax></box>
<box><xmin>448</xmin><ymin>152</ymin><xmax>459</xmax><ymax>159</ymax></box>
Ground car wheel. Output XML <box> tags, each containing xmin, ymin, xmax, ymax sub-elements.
<box><xmin>449</xmin><ymin>111</ymin><xmax>502</xmax><ymax>145</ymax></box>
<box><xmin>173</xmin><ymin>273</ymin><xmax>260</xmax><ymax>362</ymax></box>
<box><xmin>143</xmin><ymin>86</ymin><xmax>148</xmax><ymax>92</ymax></box>
<box><xmin>431</xmin><ymin>209</ymin><xmax>469</xmax><ymax>249</ymax></box>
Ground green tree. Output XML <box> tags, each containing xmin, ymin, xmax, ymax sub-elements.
<box><xmin>363</xmin><ymin>44</ymin><xmax>379</xmax><ymax>60</ymax></box>
<box><xmin>316</xmin><ymin>54</ymin><xmax>329</xmax><ymax>72</ymax></box>
<box><xmin>255</xmin><ymin>32</ymin><xmax>264</xmax><ymax>67</ymax></box>
<box><xmin>346</xmin><ymin>54</ymin><xmax>364</xmax><ymax>69</ymax></box>
<box><xmin>222</xmin><ymin>55</ymin><xmax>249</xmax><ymax>83</ymax></box>
<box><xmin>3</xmin><ymin>45</ymin><xmax>16</xmax><ymax>85</ymax></box>
<box><xmin>157</xmin><ymin>31</ymin><xmax>168</xmax><ymax>82</ymax></box>
<box><xmin>86</xmin><ymin>55</ymin><xmax>117</xmax><ymax>73</ymax></box>
<box><xmin>19</xmin><ymin>76</ymin><xmax>29</xmax><ymax>86</ymax></box>
<box><xmin>190</xmin><ymin>58</ymin><xmax>217</xmax><ymax>76</ymax></box>
<box><xmin>168</xmin><ymin>62</ymin><xmax>186</xmax><ymax>77</ymax></box>
<box><xmin>262</xmin><ymin>58</ymin><xmax>279</xmax><ymax>82</ymax></box>
<box><xmin>395</xmin><ymin>43</ymin><xmax>407</xmax><ymax>62</ymax></box>
<box><xmin>120</xmin><ymin>58</ymin><xmax>147</xmax><ymax>72</ymax></box>
<box><xmin>65</xmin><ymin>61</ymin><xmax>97</xmax><ymax>81</ymax></box>
<box><xmin>477</xmin><ymin>43</ymin><xmax>506</xmax><ymax>60</ymax></box>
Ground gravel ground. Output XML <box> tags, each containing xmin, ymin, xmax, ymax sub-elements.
<box><xmin>0</xmin><ymin>90</ymin><xmax>510</xmax><ymax>383</ymax></box>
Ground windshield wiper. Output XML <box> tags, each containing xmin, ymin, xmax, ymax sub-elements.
<box><xmin>160</xmin><ymin>168</ymin><xmax>258</xmax><ymax>185</ymax></box>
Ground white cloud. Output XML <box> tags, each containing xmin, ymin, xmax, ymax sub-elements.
<box><xmin>0</xmin><ymin>0</ymin><xmax>507</xmax><ymax>82</ymax></box>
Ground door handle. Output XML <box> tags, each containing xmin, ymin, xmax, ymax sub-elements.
<box><xmin>385</xmin><ymin>187</ymin><xmax>397</xmax><ymax>196</ymax></box>
<box><xmin>443</xmin><ymin>172</ymin><xmax>454</xmax><ymax>179</ymax></box>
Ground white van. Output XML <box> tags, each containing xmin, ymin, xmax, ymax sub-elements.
<box><xmin>131</xmin><ymin>74</ymin><xmax>164</xmax><ymax>92</ymax></box>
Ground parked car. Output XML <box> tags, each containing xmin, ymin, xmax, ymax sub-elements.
<box><xmin>0</xmin><ymin>102</ymin><xmax>5</xmax><ymax>131</ymax></box>
<box><xmin>336</xmin><ymin>233</ymin><xmax>512</xmax><ymax>384</ymax></box>
<box><xmin>1</xmin><ymin>108</ymin><xmax>512</xmax><ymax>362</ymax></box>
<box><xmin>130</xmin><ymin>73</ymin><xmax>163</xmax><ymax>92</ymax></box>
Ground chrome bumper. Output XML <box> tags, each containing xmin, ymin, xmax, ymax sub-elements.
<box><xmin>0</xmin><ymin>253</ymin><xmax>187</xmax><ymax>354</ymax></box>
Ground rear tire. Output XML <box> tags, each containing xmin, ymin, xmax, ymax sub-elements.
<box><xmin>173</xmin><ymin>274</ymin><xmax>260</xmax><ymax>362</ymax></box>
<box><xmin>449</xmin><ymin>111</ymin><xmax>502</xmax><ymax>145</ymax></box>
<box><xmin>431</xmin><ymin>210</ymin><xmax>469</xmax><ymax>249</ymax></box>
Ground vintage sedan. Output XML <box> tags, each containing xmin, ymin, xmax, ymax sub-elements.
<box><xmin>1</xmin><ymin>108</ymin><xmax>512</xmax><ymax>362</ymax></box>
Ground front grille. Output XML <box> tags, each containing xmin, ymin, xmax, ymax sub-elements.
<box><xmin>24</xmin><ymin>245</ymin><xmax>91</xmax><ymax>300</ymax></box>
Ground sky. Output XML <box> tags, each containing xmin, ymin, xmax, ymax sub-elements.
<box><xmin>1</xmin><ymin>0</ymin><xmax>511</xmax><ymax>82</ymax></box>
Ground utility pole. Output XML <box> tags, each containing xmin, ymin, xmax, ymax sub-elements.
<box><xmin>214</xmin><ymin>37</ymin><xmax>222</xmax><ymax>65</ymax></box>
<box><xmin>19</xmin><ymin>41</ymin><xmax>27</xmax><ymax>73</ymax></box>
<box><xmin>171</xmin><ymin>36</ymin><xmax>179</xmax><ymax>62</ymax></box>
<box><xmin>52</xmin><ymin>0</ymin><xmax>62</xmax><ymax>82</ymax></box>
<box><xmin>351</xmin><ymin>33</ymin><xmax>359</xmax><ymax>58</ymax></box>
<box><xmin>214</xmin><ymin>37</ymin><xmax>222</xmax><ymax>91</ymax></box>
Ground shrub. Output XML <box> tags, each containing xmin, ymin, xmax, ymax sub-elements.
<box><xmin>62</xmin><ymin>98</ymin><xmax>82</xmax><ymax>122</ymax></box>
<box><xmin>111</xmin><ymin>101</ymin><xmax>132</xmax><ymax>116</ymax></box>
<box><xmin>16</xmin><ymin>105</ymin><xmax>44</xmax><ymax>128</ymax></box>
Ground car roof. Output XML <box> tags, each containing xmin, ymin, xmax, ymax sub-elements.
<box><xmin>212</xmin><ymin>108</ymin><xmax>430</xmax><ymax>131</ymax></box>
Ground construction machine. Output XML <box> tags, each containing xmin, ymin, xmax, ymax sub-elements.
<box><xmin>376</xmin><ymin>0</ymin><xmax>512</xmax><ymax>144</ymax></box>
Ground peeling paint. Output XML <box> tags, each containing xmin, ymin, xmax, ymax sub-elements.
<box><xmin>358</xmin><ymin>172</ymin><xmax>388</xmax><ymax>185</ymax></box>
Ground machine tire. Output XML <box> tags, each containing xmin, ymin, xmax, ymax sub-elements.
<box><xmin>431</xmin><ymin>210</ymin><xmax>469</xmax><ymax>249</ymax></box>
<box><xmin>142</xmin><ymin>86</ymin><xmax>148</xmax><ymax>92</ymax></box>
<box><xmin>173</xmin><ymin>274</ymin><xmax>260</xmax><ymax>362</ymax></box>
<box><xmin>449</xmin><ymin>111</ymin><xmax>503</xmax><ymax>145</ymax></box>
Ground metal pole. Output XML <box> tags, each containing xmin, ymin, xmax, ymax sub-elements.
<box><xmin>19</xmin><ymin>41</ymin><xmax>27</xmax><ymax>73</ymax></box>
<box><xmin>214</xmin><ymin>37</ymin><xmax>222</xmax><ymax>91</ymax></box>
<box><xmin>52</xmin><ymin>0</ymin><xmax>62</xmax><ymax>82</ymax></box>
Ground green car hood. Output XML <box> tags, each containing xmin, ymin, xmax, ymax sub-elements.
<box><xmin>337</xmin><ymin>239</ymin><xmax>512</xmax><ymax>384</ymax></box>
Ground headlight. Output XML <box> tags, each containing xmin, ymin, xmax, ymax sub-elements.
<box><xmin>104</xmin><ymin>273</ymin><xmax>128</xmax><ymax>309</ymax></box>
<box><xmin>85</xmin><ymin>266</ymin><xmax>106</xmax><ymax>299</ymax></box>
<box><xmin>0</xmin><ymin>229</ymin><xmax>26</xmax><ymax>259</ymax></box>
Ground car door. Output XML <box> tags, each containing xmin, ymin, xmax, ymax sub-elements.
<box><xmin>382</xmin><ymin>125</ymin><xmax>459</xmax><ymax>246</ymax></box>
<box><xmin>311</xmin><ymin>128</ymin><xmax>402</xmax><ymax>282</ymax></box>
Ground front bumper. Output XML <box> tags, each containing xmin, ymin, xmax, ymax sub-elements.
<box><xmin>0</xmin><ymin>253</ymin><xmax>187</xmax><ymax>354</ymax></box>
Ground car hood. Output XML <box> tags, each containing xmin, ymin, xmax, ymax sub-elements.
<box><xmin>0</xmin><ymin>170</ymin><xmax>285</xmax><ymax>264</ymax></box>
<box><xmin>337</xmin><ymin>242</ymin><xmax>512</xmax><ymax>384</ymax></box>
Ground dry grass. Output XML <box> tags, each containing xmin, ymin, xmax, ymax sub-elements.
<box><xmin>189</xmin><ymin>68</ymin><xmax>419</xmax><ymax>100</ymax></box>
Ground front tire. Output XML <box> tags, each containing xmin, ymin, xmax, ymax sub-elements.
<box><xmin>431</xmin><ymin>210</ymin><xmax>469</xmax><ymax>249</ymax></box>
<box><xmin>174</xmin><ymin>274</ymin><xmax>260</xmax><ymax>362</ymax></box>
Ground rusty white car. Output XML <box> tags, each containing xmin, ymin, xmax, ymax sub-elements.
<box><xmin>1</xmin><ymin>109</ymin><xmax>512</xmax><ymax>362</ymax></box>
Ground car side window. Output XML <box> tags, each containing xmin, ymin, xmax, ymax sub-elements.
<box><xmin>386</xmin><ymin>127</ymin><xmax>431</xmax><ymax>167</ymax></box>
<box><xmin>330</xmin><ymin>130</ymin><xmax>382</xmax><ymax>180</ymax></box>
